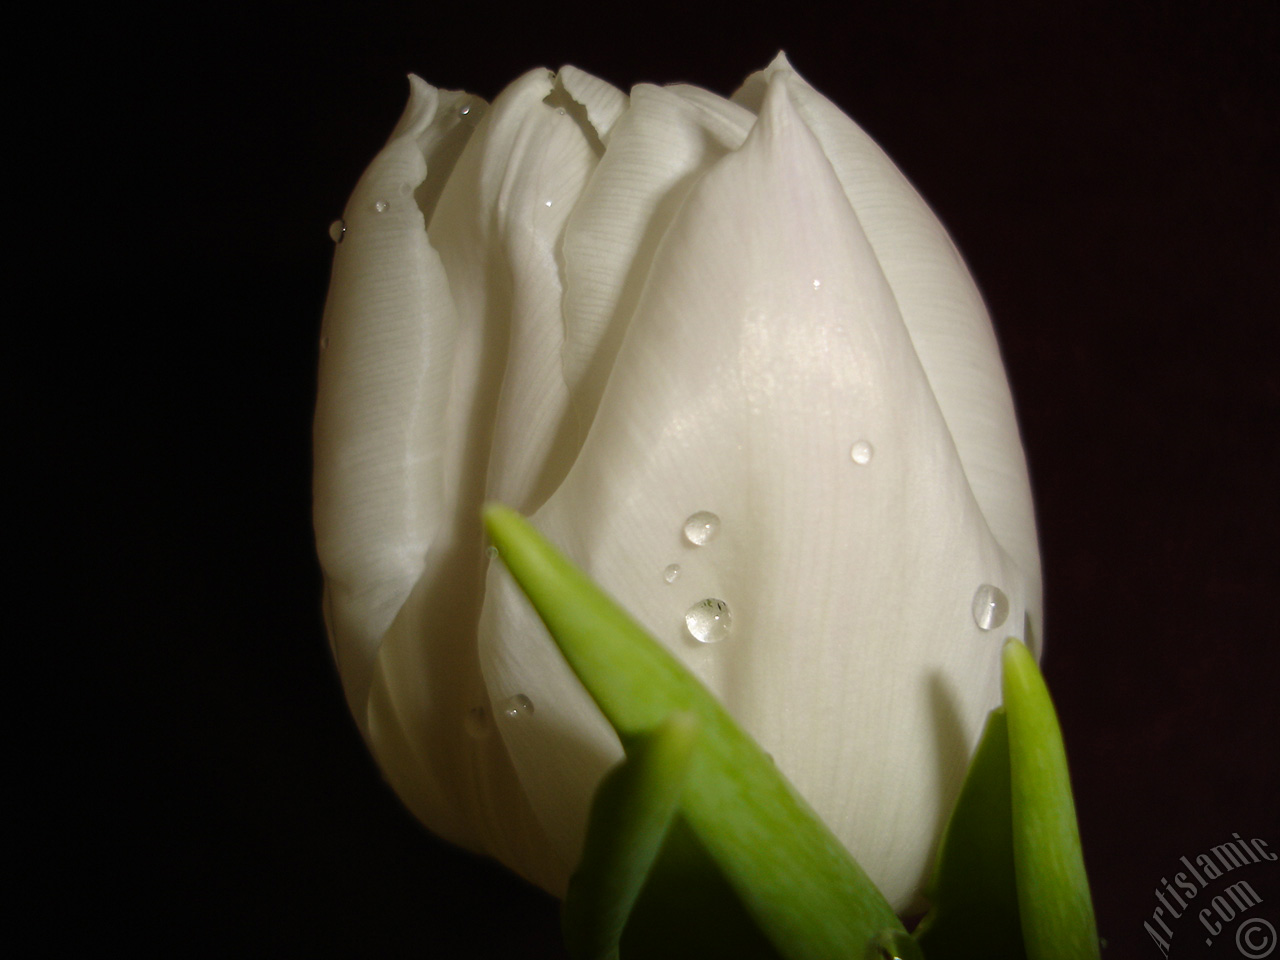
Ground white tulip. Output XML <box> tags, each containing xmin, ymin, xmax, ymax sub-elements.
<box><xmin>314</xmin><ymin>53</ymin><xmax>1041</xmax><ymax>912</ymax></box>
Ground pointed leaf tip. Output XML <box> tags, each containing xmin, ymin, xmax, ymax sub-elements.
<box><xmin>1002</xmin><ymin>638</ymin><xmax>1100</xmax><ymax>960</ymax></box>
<box><xmin>563</xmin><ymin>711</ymin><xmax>700</xmax><ymax>960</ymax></box>
<box><xmin>483</xmin><ymin>504</ymin><xmax>903</xmax><ymax>960</ymax></box>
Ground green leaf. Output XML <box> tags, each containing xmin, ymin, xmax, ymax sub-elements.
<box><xmin>483</xmin><ymin>504</ymin><xmax>904</xmax><ymax>960</ymax></box>
<box><xmin>562</xmin><ymin>711</ymin><xmax>700</xmax><ymax>960</ymax></box>
<box><xmin>914</xmin><ymin>708</ymin><xmax>1025</xmax><ymax>960</ymax></box>
<box><xmin>1002</xmin><ymin>638</ymin><xmax>1100</xmax><ymax>960</ymax></box>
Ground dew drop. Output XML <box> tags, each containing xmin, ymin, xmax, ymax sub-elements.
<box><xmin>328</xmin><ymin>218</ymin><xmax>346</xmax><ymax>243</ymax></box>
<box><xmin>850</xmin><ymin>439</ymin><xmax>874</xmax><ymax>465</ymax></box>
<box><xmin>459</xmin><ymin>103</ymin><xmax>471</xmax><ymax>117</ymax></box>
<box><xmin>682</xmin><ymin>511</ymin><xmax>721</xmax><ymax>546</ymax></box>
<box><xmin>319</xmin><ymin>334</ymin><xmax>329</xmax><ymax>352</ymax></box>
<box><xmin>663</xmin><ymin>564</ymin><xmax>681</xmax><ymax>584</ymax></box>
<box><xmin>686</xmin><ymin>598</ymin><xmax>732</xmax><ymax>643</ymax></box>
<box><xmin>374</xmin><ymin>199</ymin><xmax>389</xmax><ymax>213</ymax></box>
<box><xmin>812</xmin><ymin>278</ymin><xmax>822</xmax><ymax>289</ymax></box>
<box><xmin>543</xmin><ymin>199</ymin><xmax>553</xmax><ymax>207</ymax></box>
<box><xmin>871</xmin><ymin>928</ymin><xmax>923</xmax><ymax>960</ymax></box>
<box><xmin>485</xmin><ymin>545</ymin><xmax>498</xmax><ymax>560</ymax></box>
<box><xmin>464</xmin><ymin>705</ymin><xmax>490</xmax><ymax>737</ymax></box>
<box><xmin>556</xmin><ymin>107</ymin><xmax>567</xmax><ymax>116</ymax></box>
<box><xmin>499</xmin><ymin>694</ymin><xmax>535</xmax><ymax>719</ymax></box>
<box><xmin>972</xmin><ymin>583</ymin><xmax>1010</xmax><ymax>631</ymax></box>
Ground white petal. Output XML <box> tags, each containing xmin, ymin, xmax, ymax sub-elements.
<box><xmin>367</xmin><ymin>553</ymin><xmax>565</xmax><ymax>887</ymax></box>
<box><xmin>557</xmin><ymin>65</ymin><xmax>629</xmax><ymax>143</ymax></box>
<box><xmin>421</xmin><ymin>68</ymin><xmax>601</xmax><ymax>519</ymax></box>
<box><xmin>560</xmin><ymin>82</ymin><xmax>755</xmax><ymax>436</ymax></box>
<box><xmin>360</xmin><ymin>68</ymin><xmax>601</xmax><ymax>889</ymax></box>
<box><xmin>483</xmin><ymin>74</ymin><xmax>1027</xmax><ymax>910</ymax></box>
<box><xmin>481</xmin><ymin>74</ymin><xmax>600</xmax><ymax>510</ymax></box>
<box><xmin>314</xmin><ymin>75</ymin><xmax>475</xmax><ymax>722</ymax></box>
<box><xmin>477</xmin><ymin>560</ymin><xmax>621</xmax><ymax>892</ymax></box>
<box><xmin>735</xmin><ymin>53</ymin><xmax>1042</xmax><ymax>649</ymax></box>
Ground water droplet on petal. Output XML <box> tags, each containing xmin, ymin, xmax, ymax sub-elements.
<box><xmin>328</xmin><ymin>219</ymin><xmax>346</xmax><ymax>243</ymax></box>
<box><xmin>812</xmin><ymin>278</ymin><xmax>822</xmax><ymax>289</ymax></box>
<box><xmin>663</xmin><ymin>564</ymin><xmax>681</xmax><ymax>584</ymax></box>
<box><xmin>683</xmin><ymin>511</ymin><xmax>720</xmax><ymax>546</ymax></box>
<box><xmin>499</xmin><ymin>694</ymin><xmax>534</xmax><ymax>719</ymax></box>
<box><xmin>319</xmin><ymin>334</ymin><xmax>329</xmax><ymax>352</ymax></box>
<box><xmin>543</xmin><ymin>199</ymin><xmax>553</xmax><ymax>207</ymax></box>
<box><xmin>686</xmin><ymin>598</ymin><xmax>732</xmax><ymax>643</ymax></box>
<box><xmin>459</xmin><ymin>103</ymin><xmax>471</xmax><ymax>117</ymax></box>
<box><xmin>374</xmin><ymin>199</ymin><xmax>389</xmax><ymax>213</ymax></box>
<box><xmin>871</xmin><ymin>928</ymin><xmax>922</xmax><ymax>960</ymax></box>
<box><xmin>485</xmin><ymin>545</ymin><xmax>498</xmax><ymax>560</ymax></box>
<box><xmin>850</xmin><ymin>440</ymin><xmax>874</xmax><ymax>465</ymax></box>
<box><xmin>464</xmin><ymin>705</ymin><xmax>490</xmax><ymax>737</ymax></box>
<box><xmin>972</xmin><ymin>583</ymin><xmax>1010</xmax><ymax>631</ymax></box>
<box><xmin>556</xmin><ymin>107</ymin><xmax>567</xmax><ymax>116</ymax></box>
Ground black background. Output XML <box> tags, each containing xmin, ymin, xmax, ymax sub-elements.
<box><xmin>57</xmin><ymin>1</ymin><xmax>1276</xmax><ymax>957</ymax></box>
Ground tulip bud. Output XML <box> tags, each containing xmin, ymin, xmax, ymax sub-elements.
<box><xmin>314</xmin><ymin>53</ymin><xmax>1041</xmax><ymax>911</ymax></box>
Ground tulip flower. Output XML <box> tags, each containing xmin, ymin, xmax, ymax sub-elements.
<box><xmin>313</xmin><ymin>53</ymin><xmax>1041</xmax><ymax>914</ymax></box>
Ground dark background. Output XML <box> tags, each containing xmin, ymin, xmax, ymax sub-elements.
<box><xmin>62</xmin><ymin>1</ymin><xmax>1276</xmax><ymax>957</ymax></box>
